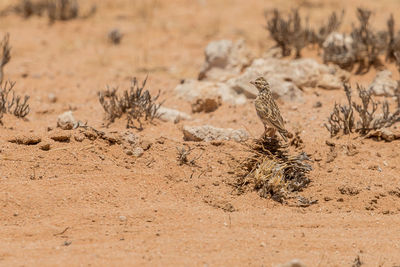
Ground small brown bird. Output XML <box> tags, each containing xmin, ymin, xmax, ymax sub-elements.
<box><xmin>251</xmin><ymin>77</ymin><xmax>289</xmax><ymax>142</ymax></box>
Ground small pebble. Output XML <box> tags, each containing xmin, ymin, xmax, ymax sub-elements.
<box><xmin>48</xmin><ymin>93</ymin><xmax>57</xmax><ymax>103</ymax></box>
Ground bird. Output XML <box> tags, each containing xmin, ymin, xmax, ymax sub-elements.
<box><xmin>250</xmin><ymin>77</ymin><xmax>289</xmax><ymax>142</ymax></box>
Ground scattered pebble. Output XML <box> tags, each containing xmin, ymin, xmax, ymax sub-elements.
<box><xmin>48</xmin><ymin>93</ymin><xmax>57</xmax><ymax>103</ymax></box>
<box><xmin>57</xmin><ymin>111</ymin><xmax>76</xmax><ymax>130</ymax></box>
<box><xmin>108</xmin><ymin>28</ymin><xmax>123</xmax><ymax>44</ymax></box>
<box><xmin>132</xmin><ymin>147</ymin><xmax>144</xmax><ymax>157</ymax></box>
<box><xmin>313</xmin><ymin>101</ymin><xmax>322</xmax><ymax>108</ymax></box>
<box><xmin>40</xmin><ymin>143</ymin><xmax>51</xmax><ymax>151</ymax></box>
<box><xmin>140</xmin><ymin>139</ymin><xmax>152</xmax><ymax>151</ymax></box>
<box><xmin>74</xmin><ymin>133</ymin><xmax>85</xmax><ymax>142</ymax></box>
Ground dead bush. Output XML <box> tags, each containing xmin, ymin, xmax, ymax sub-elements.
<box><xmin>0</xmin><ymin>33</ymin><xmax>11</xmax><ymax>84</ymax></box>
<box><xmin>47</xmin><ymin>0</ymin><xmax>79</xmax><ymax>21</ymax></box>
<box><xmin>265</xmin><ymin>9</ymin><xmax>342</xmax><ymax>58</ymax></box>
<box><xmin>176</xmin><ymin>145</ymin><xmax>202</xmax><ymax>166</ymax></box>
<box><xmin>0</xmin><ymin>81</ymin><xmax>30</xmax><ymax>124</ymax></box>
<box><xmin>325</xmin><ymin>83</ymin><xmax>400</xmax><ymax>137</ymax></box>
<box><xmin>98</xmin><ymin>77</ymin><xmax>163</xmax><ymax>130</ymax></box>
<box><xmin>350</xmin><ymin>8</ymin><xmax>387</xmax><ymax>74</ymax></box>
<box><xmin>308</xmin><ymin>10</ymin><xmax>344</xmax><ymax>47</ymax></box>
<box><xmin>265</xmin><ymin>9</ymin><xmax>308</xmax><ymax>58</ymax></box>
<box><xmin>1</xmin><ymin>0</ymin><xmax>96</xmax><ymax>22</ymax></box>
<box><xmin>235</xmin><ymin>136</ymin><xmax>312</xmax><ymax>202</ymax></box>
<box><xmin>11</xmin><ymin>0</ymin><xmax>48</xmax><ymax>18</ymax></box>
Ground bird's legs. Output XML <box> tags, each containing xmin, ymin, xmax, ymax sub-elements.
<box><xmin>263</xmin><ymin>126</ymin><xmax>277</xmax><ymax>139</ymax></box>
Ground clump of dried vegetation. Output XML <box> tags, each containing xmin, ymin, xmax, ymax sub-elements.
<box><xmin>1</xmin><ymin>0</ymin><xmax>96</xmax><ymax>22</ymax></box>
<box><xmin>108</xmin><ymin>29</ymin><xmax>123</xmax><ymax>45</ymax></box>
<box><xmin>266</xmin><ymin>8</ymin><xmax>400</xmax><ymax>74</ymax></box>
<box><xmin>349</xmin><ymin>8</ymin><xmax>388</xmax><ymax>74</ymax></box>
<box><xmin>98</xmin><ymin>77</ymin><xmax>163</xmax><ymax>130</ymax></box>
<box><xmin>176</xmin><ymin>145</ymin><xmax>203</xmax><ymax>166</ymax></box>
<box><xmin>265</xmin><ymin>9</ymin><xmax>343</xmax><ymax>58</ymax></box>
<box><xmin>325</xmin><ymin>83</ymin><xmax>400</xmax><ymax>137</ymax></box>
<box><xmin>0</xmin><ymin>33</ymin><xmax>11</xmax><ymax>85</ymax></box>
<box><xmin>0</xmin><ymin>81</ymin><xmax>30</xmax><ymax>124</ymax></box>
<box><xmin>235</xmin><ymin>137</ymin><xmax>312</xmax><ymax>202</ymax></box>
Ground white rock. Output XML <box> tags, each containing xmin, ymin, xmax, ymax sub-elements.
<box><xmin>175</xmin><ymin>79</ymin><xmax>246</xmax><ymax>105</ymax></box>
<box><xmin>322</xmin><ymin>32</ymin><xmax>355</xmax><ymax>68</ymax></box>
<box><xmin>198</xmin><ymin>39</ymin><xmax>252</xmax><ymax>81</ymax></box>
<box><xmin>368</xmin><ymin>70</ymin><xmax>398</xmax><ymax>96</ymax></box>
<box><xmin>227</xmin><ymin>57</ymin><xmax>346</xmax><ymax>101</ymax></box>
<box><xmin>57</xmin><ymin>111</ymin><xmax>76</xmax><ymax>130</ymax></box>
<box><xmin>183</xmin><ymin>125</ymin><xmax>249</xmax><ymax>142</ymax></box>
<box><xmin>121</xmin><ymin>131</ymin><xmax>139</xmax><ymax>145</ymax></box>
<box><xmin>132</xmin><ymin>147</ymin><xmax>144</xmax><ymax>157</ymax></box>
<box><xmin>48</xmin><ymin>93</ymin><xmax>57</xmax><ymax>103</ymax></box>
<box><xmin>228</xmin><ymin>71</ymin><xmax>303</xmax><ymax>102</ymax></box>
<box><xmin>157</xmin><ymin>106</ymin><xmax>191</xmax><ymax>123</ymax></box>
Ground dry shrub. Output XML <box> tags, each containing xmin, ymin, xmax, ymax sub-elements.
<box><xmin>325</xmin><ymin>83</ymin><xmax>400</xmax><ymax>137</ymax></box>
<box><xmin>12</xmin><ymin>0</ymin><xmax>49</xmax><ymax>18</ymax></box>
<box><xmin>1</xmin><ymin>0</ymin><xmax>96</xmax><ymax>22</ymax></box>
<box><xmin>350</xmin><ymin>8</ymin><xmax>387</xmax><ymax>74</ymax></box>
<box><xmin>265</xmin><ymin>9</ymin><xmax>307</xmax><ymax>58</ymax></box>
<box><xmin>98</xmin><ymin>77</ymin><xmax>162</xmax><ymax>130</ymax></box>
<box><xmin>235</xmin><ymin>137</ymin><xmax>312</xmax><ymax>202</ymax></box>
<box><xmin>0</xmin><ymin>81</ymin><xmax>30</xmax><ymax>124</ymax></box>
<box><xmin>265</xmin><ymin>9</ymin><xmax>342</xmax><ymax>58</ymax></box>
<box><xmin>0</xmin><ymin>33</ymin><xmax>11</xmax><ymax>85</ymax></box>
<box><xmin>47</xmin><ymin>0</ymin><xmax>79</xmax><ymax>21</ymax></box>
<box><xmin>308</xmin><ymin>10</ymin><xmax>344</xmax><ymax>47</ymax></box>
<box><xmin>176</xmin><ymin>145</ymin><xmax>202</xmax><ymax>166</ymax></box>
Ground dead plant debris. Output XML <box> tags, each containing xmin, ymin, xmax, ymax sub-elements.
<box><xmin>0</xmin><ymin>81</ymin><xmax>30</xmax><ymax>124</ymax></box>
<box><xmin>265</xmin><ymin>8</ymin><xmax>400</xmax><ymax>75</ymax></box>
<box><xmin>0</xmin><ymin>33</ymin><xmax>11</xmax><ymax>84</ymax></box>
<box><xmin>1</xmin><ymin>0</ymin><xmax>96</xmax><ymax>22</ymax></box>
<box><xmin>98</xmin><ymin>77</ymin><xmax>163</xmax><ymax>130</ymax></box>
<box><xmin>325</xmin><ymin>83</ymin><xmax>400</xmax><ymax>137</ymax></box>
<box><xmin>176</xmin><ymin>145</ymin><xmax>203</xmax><ymax>166</ymax></box>
<box><xmin>265</xmin><ymin>8</ymin><xmax>343</xmax><ymax>58</ymax></box>
<box><xmin>235</xmin><ymin>136</ymin><xmax>312</xmax><ymax>203</ymax></box>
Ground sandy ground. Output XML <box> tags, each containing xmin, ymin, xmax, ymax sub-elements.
<box><xmin>1</xmin><ymin>0</ymin><xmax>400</xmax><ymax>266</ymax></box>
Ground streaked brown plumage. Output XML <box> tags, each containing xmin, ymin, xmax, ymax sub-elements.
<box><xmin>251</xmin><ymin>77</ymin><xmax>289</xmax><ymax>142</ymax></box>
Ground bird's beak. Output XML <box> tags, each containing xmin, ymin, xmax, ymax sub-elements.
<box><xmin>250</xmin><ymin>81</ymin><xmax>255</xmax><ymax>85</ymax></box>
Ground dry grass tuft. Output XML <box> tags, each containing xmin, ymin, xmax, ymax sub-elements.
<box><xmin>176</xmin><ymin>145</ymin><xmax>203</xmax><ymax>166</ymax></box>
<box><xmin>325</xmin><ymin>83</ymin><xmax>400</xmax><ymax>137</ymax></box>
<box><xmin>0</xmin><ymin>81</ymin><xmax>30</xmax><ymax>124</ymax></box>
<box><xmin>98</xmin><ymin>77</ymin><xmax>163</xmax><ymax>130</ymax></box>
<box><xmin>265</xmin><ymin>9</ymin><xmax>342</xmax><ymax>58</ymax></box>
<box><xmin>1</xmin><ymin>0</ymin><xmax>96</xmax><ymax>22</ymax></box>
<box><xmin>0</xmin><ymin>33</ymin><xmax>11</xmax><ymax>85</ymax></box>
<box><xmin>235</xmin><ymin>136</ymin><xmax>312</xmax><ymax>202</ymax></box>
